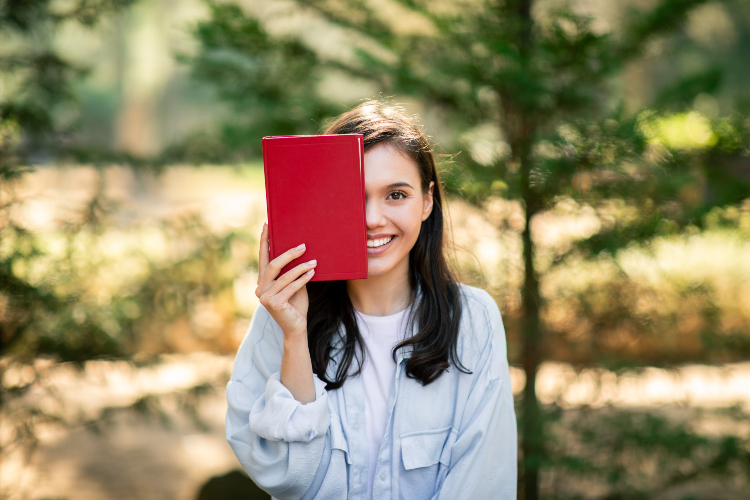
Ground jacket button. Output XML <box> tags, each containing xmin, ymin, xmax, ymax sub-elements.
<box><xmin>380</xmin><ymin>473</ymin><xmax>387</xmax><ymax>481</ymax></box>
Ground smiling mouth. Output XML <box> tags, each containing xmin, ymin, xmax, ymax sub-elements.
<box><xmin>367</xmin><ymin>236</ymin><xmax>395</xmax><ymax>248</ymax></box>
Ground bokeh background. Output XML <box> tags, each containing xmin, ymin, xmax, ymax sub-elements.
<box><xmin>1</xmin><ymin>0</ymin><xmax>750</xmax><ymax>499</ymax></box>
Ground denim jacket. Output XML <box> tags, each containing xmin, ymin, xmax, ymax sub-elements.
<box><xmin>225</xmin><ymin>284</ymin><xmax>517</xmax><ymax>499</ymax></box>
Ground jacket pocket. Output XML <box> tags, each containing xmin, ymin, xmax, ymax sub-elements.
<box><xmin>400</xmin><ymin>426</ymin><xmax>452</xmax><ymax>470</ymax></box>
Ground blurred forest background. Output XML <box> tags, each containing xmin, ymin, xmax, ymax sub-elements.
<box><xmin>1</xmin><ymin>0</ymin><xmax>750</xmax><ymax>499</ymax></box>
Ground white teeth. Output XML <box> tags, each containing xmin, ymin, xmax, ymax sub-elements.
<box><xmin>367</xmin><ymin>236</ymin><xmax>394</xmax><ymax>248</ymax></box>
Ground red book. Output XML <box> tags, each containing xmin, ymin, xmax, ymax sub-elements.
<box><xmin>262</xmin><ymin>134</ymin><xmax>368</xmax><ymax>281</ymax></box>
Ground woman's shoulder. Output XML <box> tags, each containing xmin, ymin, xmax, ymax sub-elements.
<box><xmin>456</xmin><ymin>283</ymin><xmax>503</xmax><ymax>329</ymax></box>
<box><xmin>453</xmin><ymin>283</ymin><xmax>507</xmax><ymax>369</ymax></box>
<box><xmin>456</xmin><ymin>283</ymin><xmax>499</xmax><ymax>313</ymax></box>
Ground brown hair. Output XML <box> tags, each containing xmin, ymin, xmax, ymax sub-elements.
<box><xmin>306</xmin><ymin>100</ymin><xmax>467</xmax><ymax>388</ymax></box>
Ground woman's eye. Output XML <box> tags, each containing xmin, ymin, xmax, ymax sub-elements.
<box><xmin>388</xmin><ymin>191</ymin><xmax>406</xmax><ymax>201</ymax></box>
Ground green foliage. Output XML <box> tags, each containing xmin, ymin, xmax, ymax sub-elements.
<box><xmin>3</xmin><ymin>206</ymin><xmax>257</xmax><ymax>361</ymax></box>
<box><xmin>0</xmin><ymin>0</ymin><xmax>137</xmax><ymax>175</ymax></box>
<box><xmin>653</xmin><ymin>68</ymin><xmax>723</xmax><ymax>112</ymax></box>
<box><xmin>542</xmin><ymin>404</ymin><xmax>750</xmax><ymax>499</ymax></box>
<box><xmin>0</xmin><ymin>0</ymin><xmax>139</xmax><ymax>359</ymax></box>
<box><xmin>187</xmin><ymin>0</ymin><xmax>750</xmax><ymax>243</ymax></box>
<box><xmin>182</xmin><ymin>1</ymin><xmax>344</xmax><ymax>159</ymax></box>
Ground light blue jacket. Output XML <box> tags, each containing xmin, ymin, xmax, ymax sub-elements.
<box><xmin>226</xmin><ymin>284</ymin><xmax>517</xmax><ymax>499</ymax></box>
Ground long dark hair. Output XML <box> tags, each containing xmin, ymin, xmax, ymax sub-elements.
<box><xmin>306</xmin><ymin>100</ymin><xmax>467</xmax><ymax>389</ymax></box>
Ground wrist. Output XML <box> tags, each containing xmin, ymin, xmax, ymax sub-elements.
<box><xmin>283</xmin><ymin>329</ymin><xmax>308</xmax><ymax>346</ymax></box>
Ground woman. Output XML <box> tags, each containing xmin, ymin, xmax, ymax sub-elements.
<box><xmin>226</xmin><ymin>101</ymin><xmax>517</xmax><ymax>499</ymax></box>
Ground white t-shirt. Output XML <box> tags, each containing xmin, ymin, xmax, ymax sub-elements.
<box><xmin>354</xmin><ymin>305</ymin><xmax>412</xmax><ymax>500</ymax></box>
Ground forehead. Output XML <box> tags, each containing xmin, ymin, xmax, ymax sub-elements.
<box><xmin>363</xmin><ymin>144</ymin><xmax>421</xmax><ymax>189</ymax></box>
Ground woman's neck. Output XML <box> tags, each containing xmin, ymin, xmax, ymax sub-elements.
<box><xmin>346</xmin><ymin>261</ymin><xmax>413</xmax><ymax>317</ymax></box>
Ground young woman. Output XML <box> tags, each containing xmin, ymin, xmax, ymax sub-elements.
<box><xmin>226</xmin><ymin>101</ymin><xmax>517</xmax><ymax>499</ymax></box>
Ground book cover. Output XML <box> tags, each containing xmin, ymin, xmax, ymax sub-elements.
<box><xmin>262</xmin><ymin>134</ymin><xmax>368</xmax><ymax>281</ymax></box>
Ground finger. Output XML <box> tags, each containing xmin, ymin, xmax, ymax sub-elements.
<box><xmin>274</xmin><ymin>269</ymin><xmax>314</xmax><ymax>302</ymax></box>
<box><xmin>258</xmin><ymin>222</ymin><xmax>270</xmax><ymax>285</ymax></box>
<box><xmin>260</xmin><ymin>242</ymin><xmax>307</xmax><ymax>287</ymax></box>
<box><xmin>264</xmin><ymin>259</ymin><xmax>317</xmax><ymax>297</ymax></box>
<box><xmin>257</xmin><ymin>256</ymin><xmax>314</xmax><ymax>298</ymax></box>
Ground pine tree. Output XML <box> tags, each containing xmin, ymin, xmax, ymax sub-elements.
<box><xmin>0</xmin><ymin>0</ymin><xmax>137</xmax><ymax>357</ymax></box>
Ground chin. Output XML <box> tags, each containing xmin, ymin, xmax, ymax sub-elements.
<box><xmin>366</xmin><ymin>258</ymin><xmax>408</xmax><ymax>278</ymax></box>
<box><xmin>366</xmin><ymin>267</ymin><xmax>388</xmax><ymax>277</ymax></box>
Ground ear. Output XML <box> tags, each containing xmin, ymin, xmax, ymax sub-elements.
<box><xmin>421</xmin><ymin>181</ymin><xmax>435</xmax><ymax>221</ymax></box>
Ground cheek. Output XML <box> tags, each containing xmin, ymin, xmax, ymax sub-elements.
<box><xmin>386</xmin><ymin>204</ymin><xmax>424</xmax><ymax>238</ymax></box>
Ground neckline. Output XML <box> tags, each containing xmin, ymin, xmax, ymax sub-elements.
<box><xmin>354</xmin><ymin>304</ymin><xmax>411</xmax><ymax>323</ymax></box>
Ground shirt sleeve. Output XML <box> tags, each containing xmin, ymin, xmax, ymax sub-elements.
<box><xmin>225</xmin><ymin>305</ymin><xmax>347</xmax><ymax>500</ymax></box>
<box><xmin>435</xmin><ymin>291</ymin><xmax>518</xmax><ymax>499</ymax></box>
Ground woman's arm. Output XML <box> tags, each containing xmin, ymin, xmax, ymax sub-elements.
<box><xmin>226</xmin><ymin>306</ymin><xmax>343</xmax><ymax>499</ymax></box>
<box><xmin>225</xmin><ymin>223</ymin><xmax>348</xmax><ymax>499</ymax></box>
<box><xmin>255</xmin><ymin>222</ymin><xmax>316</xmax><ymax>403</ymax></box>
<box><xmin>281</xmin><ymin>334</ymin><xmax>316</xmax><ymax>404</ymax></box>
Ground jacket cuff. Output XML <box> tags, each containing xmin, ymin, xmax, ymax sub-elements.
<box><xmin>248</xmin><ymin>371</ymin><xmax>330</xmax><ymax>443</ymax></box>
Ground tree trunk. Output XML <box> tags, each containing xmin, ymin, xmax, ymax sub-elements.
<box><xmin>520</xmin><ymin>163</ymin><xmax>542</xmax><ymax>500</ymax></box>
<box><xmin>503</xmin><ymin>1</ymin><xmax>543</xmax><ymax>499</ymax></box>
<box><xmin>501</xmin><ymin>105</ymin><xmax>541</xmax><ymax>500</ymax></box>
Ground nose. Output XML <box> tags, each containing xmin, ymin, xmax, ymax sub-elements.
<box><xmin>365</xmin><ymin>198</ymin><xmax>386</xmax><ymax>229</ymax></box>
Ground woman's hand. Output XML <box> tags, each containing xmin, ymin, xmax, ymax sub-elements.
<box><xmin>255</xmin><ymin>222</ymin><xmax>317</xmax><ymax>403</ymax></box>
<box><xmin>255</xmin><ymin>222</ymin><xmax>317</xmax><ymax>339</ymax></box>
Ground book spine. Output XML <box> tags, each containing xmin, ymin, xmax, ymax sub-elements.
<box><xmin>261</xmin><ymin>138</ymin><xmax>274</xmax><ymax>259</ymax></box>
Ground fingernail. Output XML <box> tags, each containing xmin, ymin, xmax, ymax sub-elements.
<box><xmin>307</xmin><ymin>269</ymin><xmax>315</xmax><ymax>276</ymax></box>
<box><xmin>307</xmin><ymin>259</ymin><xmax>317</xmax><ymax>266</ymax></box>
<box><xmin>296</xmin><ymin>243</ymin><xmax>305</xmax><ymax>251</ymax></box>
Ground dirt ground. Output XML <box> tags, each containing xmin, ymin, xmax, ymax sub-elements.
<box><xmin>1</xmin><ymin>355</ymin><xmax>236</xmax><ymax>500</ymax></box>
<box><xmin>3</xmin><ymin>354</ymin><xmax>749</xmax><ymax>500</ymax></box>
<box><xmin>27</xmin><ymin>404</ymin><xmax>236</xmax><ymax>500</ymax></box>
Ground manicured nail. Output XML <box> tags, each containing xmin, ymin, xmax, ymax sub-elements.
<box><xmin>307</xmin><ymin>269</ymin><xmax>315</xmax><ymax>276</ymax></box>
<box><xmin>296</xmin><ymin>243</ymin><xmax>305</xmax><ymax>251</ymax></box>
<box><xmin>307</xmin><ymin>259</ymin><xmax>317</xmax><ymax>266</ymax></box>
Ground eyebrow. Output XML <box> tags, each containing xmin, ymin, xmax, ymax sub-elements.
<box><xmin>384</xmin><ymin>182</ymin><xmax>414</xmax><ymax>190</ymax></box>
